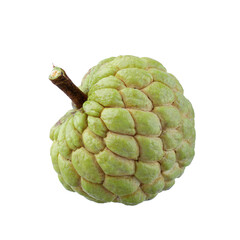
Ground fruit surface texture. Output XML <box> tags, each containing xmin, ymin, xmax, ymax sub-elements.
<box><xmin>49</xmin><ymin>55</ymin><xmax>195</xmax><ymax>205</ymax></box>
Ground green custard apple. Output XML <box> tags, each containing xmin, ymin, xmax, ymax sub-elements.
<box><xmin>49</xmin><ymin>55</ymin><xmax>195</xmax><ymax>205</ymax></box>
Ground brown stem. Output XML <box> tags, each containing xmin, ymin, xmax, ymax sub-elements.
<box><xmin>49</xmin><ymin>67</ymin><xmax>87</xmax><ymax>109</ymax></box>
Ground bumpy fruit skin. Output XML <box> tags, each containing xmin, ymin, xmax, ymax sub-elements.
<box><xmin>50</xmin><ymin>55</ymin><xmax>195</xmax><ymax>205</ymax></box>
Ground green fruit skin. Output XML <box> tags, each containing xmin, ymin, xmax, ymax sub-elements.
<box><xmin>50</xmin><ymin>55</ymin><xmax>195</xmax><ymax>205</ymax></box>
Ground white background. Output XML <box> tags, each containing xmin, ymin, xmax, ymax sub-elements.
<box><xmin>0</xmin><ymin>0</ymin><xmax>239</xmax><ymax>239</ymax></box>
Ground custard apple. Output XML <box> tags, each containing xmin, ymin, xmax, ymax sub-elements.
<box><xmin>49</xmin><ymin>55</ymin><xmax>195</xmax><ymax>205</ymax></box>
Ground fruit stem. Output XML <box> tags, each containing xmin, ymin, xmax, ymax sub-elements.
<box><xmin>49</xmin><ymin>67</ymin><xmax>87</xmax><ymax>109</ymax></box>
